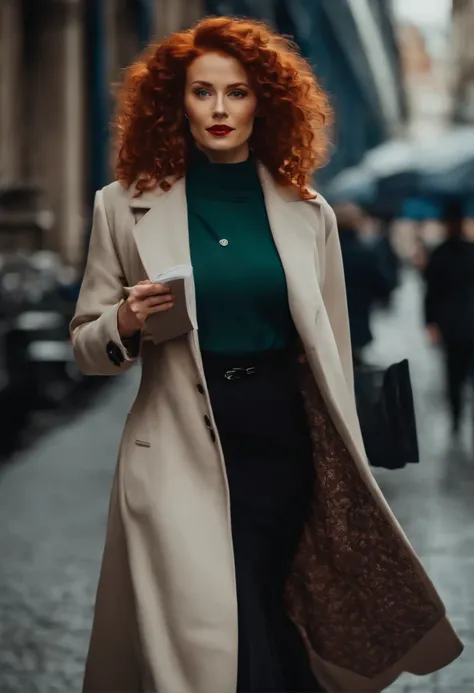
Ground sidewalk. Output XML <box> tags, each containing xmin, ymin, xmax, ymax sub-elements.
<box><xmin>367</xmin><ymin>268</ymin><xmax>474</xmax><ymax>692</ymax></box>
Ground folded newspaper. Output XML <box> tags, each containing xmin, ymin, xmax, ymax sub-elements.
<box><xmin>152</xmin><ymin>264</ymin><xmax>193</xmax><ymax>284</ymax></box>
<box><xmin>146</xmin><ymin>263</ymin><xmax>195</xmax><ymax>344</ymax></box>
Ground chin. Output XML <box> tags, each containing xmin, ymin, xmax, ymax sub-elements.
<box><xmin>196</xmin><ymin>136</ymin><xmax>249</xmax><ymax>162</ymax></box>
<box><xmin>209</xmin><ymin>142</ymin><xmax>237</xmax><ymax>151</ymax></box>
<box><xmin>204</xmin><ymin>137</ymin><xmax>238</xmax><ymax>150</ymax></box>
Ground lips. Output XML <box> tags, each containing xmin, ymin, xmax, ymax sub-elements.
<box><xmin>206</xmin><ymin>125</ymin><xmax>235</xmax><ymax>136</ymax></box>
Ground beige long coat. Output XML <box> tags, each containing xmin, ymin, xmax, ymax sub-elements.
<box><xmin>70</xmin><ymin>163</ymin><xmax>463</xmax><ymax>693</ymax></box>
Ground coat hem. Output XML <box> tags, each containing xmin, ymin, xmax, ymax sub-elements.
<box><xmin>312</xmin><ymin>615</ymin><xmax>464</xmax><ymax>693</ymax></box>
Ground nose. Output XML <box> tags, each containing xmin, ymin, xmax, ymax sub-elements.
<box><xmin>213</xmin><ymin>92</ymin><xmax>227</xmax><ymax>120</ymax></box>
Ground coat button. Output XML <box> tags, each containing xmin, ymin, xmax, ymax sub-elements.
<box><xmin>204</xmin><ymin>415</ymin><xmax>211</xmax><ymax>428</ymax></box>
<box><xmin>106</xmin><ymin>340</ymin><xmax>124</xmax><ymax>366</ymax></box>
<box><xmin>210</xmin><ymin>430</ymin><xmax>216</xmax><ymax>443</ymax></box>
<box><xmin>196</xmin><ymin>384</ymin><xmax>205</xmax><ymax>395</ymax></box>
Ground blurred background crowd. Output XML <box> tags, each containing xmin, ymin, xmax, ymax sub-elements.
<box><xmin>0</xmin><ymin>2</ymin><xmax>473</xmax><ymax>692</ymax></box>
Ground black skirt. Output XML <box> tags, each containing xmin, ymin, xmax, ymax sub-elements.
<box><xmin>201</xmin><ymin>349</ymin><xmax>323</xmax><ymax>693</ymax></box>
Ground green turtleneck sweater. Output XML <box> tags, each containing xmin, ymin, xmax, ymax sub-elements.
<box><xmin>186</xmin><ymin>151</ymin><xmax>296</xmax><ymax>355</ymax></box>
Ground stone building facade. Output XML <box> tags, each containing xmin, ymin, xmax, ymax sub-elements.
<box><xmin>0</xmin><ymin>0</ymin><xmax>204</xmax><ymax>271</ymax></box>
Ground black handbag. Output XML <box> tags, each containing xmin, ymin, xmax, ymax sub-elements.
<box><xmin>354</xmin><ymin>359</ymin><xmax>419</xmax><ymax>470</ymax></box>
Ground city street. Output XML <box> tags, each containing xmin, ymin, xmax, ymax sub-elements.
<box><xmin>0</xmin><ymin>269</ymin><xmax>472</xmax><ymax>693</ymax></box>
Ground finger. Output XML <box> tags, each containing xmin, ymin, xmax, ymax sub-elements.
<box><xmin>147</xmin><ymin>300</ymin><xmax>174</xmax><ymax>314</ymax></box>
<box><xmin>134</xmin><ymin>282</ymin><xmax>171</xmax><ymax>297</ymax></box>
<box><xmin>123</xmin><ymin>280</ymin><xmax>152</xmax><ymax>294</ymax></box>
<box><xmin>143</xmin><ymin>294</ymin><xmax>173</xmax><ymax>308</ymax></box>
<box><xmin>131</xmin><ymin>295</ymin><xmax>172</xmax><ymax>314</ymax></box>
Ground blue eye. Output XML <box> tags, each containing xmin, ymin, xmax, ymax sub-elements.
<box><xmin>193</xmin><ymin>87</ymin><xmax>248</xmax><ymax>98</ymax></box>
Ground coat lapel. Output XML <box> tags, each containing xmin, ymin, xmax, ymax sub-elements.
<box><xmin>130</xmin><ymin>178</ymin><xmax>190</xmax><ymax>282</ymax></box>
<box><xmin>129</xmin><ymin>178</ymin><xmax>198</xmax><ymax>330</ymax></box>
<box><xmin>128</xmin><ymin>165</ymin><xmax>323</xmax><ymax>345</ymax></box>
<box><xmin>257</xmin><ymin>167</ymin><xmax>365</xmax><ymax>461</ymax></box>
<box><xmin>257</xmin><ymin>164</ymin><xmax>323</xmax><ymax>344</ymax></box>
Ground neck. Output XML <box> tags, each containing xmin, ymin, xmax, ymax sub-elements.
<box><xmin>196</xmin><ymin>142</ymin><xmax>250</xmax><ymax>164</ymax></box>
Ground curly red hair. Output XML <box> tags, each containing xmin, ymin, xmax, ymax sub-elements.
<box><xmin>114</xmin><ymin>16</ymin><xmax>333</xmax><ymax>199</ymax></box>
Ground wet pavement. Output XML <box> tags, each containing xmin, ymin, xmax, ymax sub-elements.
<box><xmin>0</xmin><ymin>268</ymin><xmax>472</xmax><ymax>692</ymax></box>
<box><xmin>366</xmin><ymin>270</ymin><xmax>474</xmax><ymax>692</ymax></box>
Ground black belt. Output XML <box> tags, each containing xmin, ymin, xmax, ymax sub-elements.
<box><xmin>224</xmin><ymin>366</ymin><xmax>257</xmax><ymax>381</ymax></box>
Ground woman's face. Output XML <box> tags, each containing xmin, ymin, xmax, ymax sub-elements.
<box><xmin>184</xmin><ymin>52</ymin><xmax>258</xmax><ymax>163</ymax></box>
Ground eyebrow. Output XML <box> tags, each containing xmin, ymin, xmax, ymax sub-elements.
<box><xmin>191</xmin><ymin>80</ymin><xmax>249</xmax><ymax>88</ymax></box>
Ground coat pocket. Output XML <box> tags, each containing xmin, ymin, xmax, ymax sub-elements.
<box><xmin>134</xmin><ymin>439</ymin><xmax>151</xmax><ymax>448</ymax></box>
<box><xmin>120</xmin><ymin>413</ymin><xmax>155</xmax><ymax>511</ymax></box>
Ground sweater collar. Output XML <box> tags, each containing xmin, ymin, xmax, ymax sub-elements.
<box><xmin>185</xmin><ymin>147</ymin><xmax>262</xmax><ymax>202</ymax></box>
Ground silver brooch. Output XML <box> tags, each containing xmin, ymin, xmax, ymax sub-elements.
<box><xmin>219</xmin><ymin>239</ymin><xmax>229</xmax><ymax>247</ymax></box>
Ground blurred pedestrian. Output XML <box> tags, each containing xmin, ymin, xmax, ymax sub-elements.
<box><xmin>335</xmin><ymin>203</ymin><xmax>397</xmax><ymax>364</ymax></box>
<box><xmin>374</xmin><ymin>214</ymin><xmax>401</xmax><ymax>304</ymax></box>
<box><xmin>424</xmin><ymin>199</ymin><xmax>474</xmax><ymax>435</ymax></box>
<box><xmin>70</xmin><ymin>15</ymin><xmax>461</xmax><ymax>693</ymax></box>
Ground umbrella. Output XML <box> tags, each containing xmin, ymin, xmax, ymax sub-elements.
<box><xmin>400</xmin><ymin>196</ymin><xmax>443</xmax><ymax>221</ymax></box>
<box><xmin>363</xmin><ymin>139</ymin><xmax>420</xmax><ymax>195</ymax></box>
<box><xmin>360</xmin><ymin>140</ymin><xmax>421</xmax><ymax>216</ymax></box>
<box><xmin>325</xmin><ymin>165</ymin><xmax>377</xmax><ymax>206</ymax></box>
<box><xmin>363</xmin><ymin>139</ymin><xmax>416</xmax><ymax>178</ymax></box>
<box><xmin>416</xmin><ymin>126</ymin><xmax>474</xmax><ymax>195</ymax></box>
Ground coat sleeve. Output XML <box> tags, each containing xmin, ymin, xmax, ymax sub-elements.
<box><xmin>321</xmin><ymin>203</ymin><xmax>355</xmax><ymax>399</ymax></box>
<box><xmin>70</xmin><ymin>190</ymin><xmax>141</xmax><ymax>376</ymax></box>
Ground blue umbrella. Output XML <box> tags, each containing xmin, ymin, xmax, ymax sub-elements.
<box><xmin>463</xmin><ymin>194</ymin><xmax>474</xmax><ymax>217</ymax></box>
<box><xmin>360</xmin><ymin>140</ymin><xmax>420</xmax><ymax>217</ymax></box>
<box><xmin>363</xmin><ymin>139</ymin><xmax>420</xmax><ymax>195</ymax></box>
<box><xmin>400</xmin><ymin>196</ymin><xmax>443</xmax><ymax>221</ymax></box>
<box><xmin>417</xmin><ymin>126</ymin><xmax>474</xmax><ymax>195</ymax></box>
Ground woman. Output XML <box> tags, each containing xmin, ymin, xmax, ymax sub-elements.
<box><xmin>71</xmin><ymin>16</ymin><xmax>462</xmax><ymax>693</ymax></box>
<box><xmin>425</xmin><ymin>199</ymin><xmax>474</xmax><ymax>435</ymax></box>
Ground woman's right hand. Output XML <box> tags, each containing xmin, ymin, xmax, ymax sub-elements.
<box><xmin>118</xmin><ymin>280</ymin><xmax>174</xmax><ymax>338</ymax></box>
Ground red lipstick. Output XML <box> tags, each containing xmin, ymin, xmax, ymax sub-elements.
<box><xmin>206</xmin><ymin>125</ymin><xmax>235</xmax><ymax>136</ymax></box>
